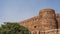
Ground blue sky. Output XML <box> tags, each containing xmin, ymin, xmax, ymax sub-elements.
<box><xmin>0</xmin><ymin>0</ymin><xmax>60</xmax><ymax>24</ymax></box>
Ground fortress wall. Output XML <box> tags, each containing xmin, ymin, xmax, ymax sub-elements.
<box><xmin>19</xmin><ymin>16</ymin><xmax>39</xmax><ymax>31</ymax></box>
<box><xmin>56</xmin><ymin>14</ymin><xmax>60</xmax><ymax>34</ymax></box>
<box><xmin>39</xmin><ymin>9</ymin><xmax>57</xmax><ymax>34</ymax></box>
<box><xmin>18</xmin><ymin>8</ymin><xmax>60</xmax><ymax>34</ymax></box>
<box><xmin>56</xmin><ymin>14</ymin><xmax>60</xmax><ymax>29</ymax></box>
<box><xmin>19</xmin><ymin>16</ymin><xmax>40</xmax><ymax>34</ymax></box>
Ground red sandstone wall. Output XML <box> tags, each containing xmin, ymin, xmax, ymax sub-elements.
<box><xmin>56</xmin><ymin>14</ymin><xmax>60</xmax><ymax>34</ymax></box>
<box><xmin>19</xmin><ymin>16</ymin><xmax>40</xmax><ymax>34</ymax></box>
<box><xmin>39</xmin><ymin>9</ymin><xmax>57</xmax><ymax>34</ymax></box>
<box><xmin>18</xmin><ymin>9</ymin><xmax>60</xmax><ymax>34</ymax></box>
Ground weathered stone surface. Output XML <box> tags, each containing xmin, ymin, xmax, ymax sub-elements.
<box><xmin>18</xmin><ymin>8</ymin><xmax>60</xmax><ymax>34</ymax></box>
<box><xmin>39</xmin><ymin>8</ymin><xmax>55</xmax><ymax>19</ymax></box>
<box><xmin>39</xmin><ymin>9</ymin><xmax>57</xmax><ymax>34</ymax></box>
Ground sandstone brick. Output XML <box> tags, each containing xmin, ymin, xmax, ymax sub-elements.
<box><xmin>18</xmin><ymin>8</ymin><xmax>60</xmax><ymax>34</ymax></box>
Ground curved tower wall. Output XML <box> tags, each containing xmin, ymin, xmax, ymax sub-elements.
<box><xmin>39</xmin><ymin>9</ymin><xmax>57</xmax><ymax>34</ymax></box>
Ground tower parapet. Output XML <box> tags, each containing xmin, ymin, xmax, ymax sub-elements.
<box><xmin>39</xmin><ymin>8</ymin><xmax>55</xmax><ymax>19</ymax></box>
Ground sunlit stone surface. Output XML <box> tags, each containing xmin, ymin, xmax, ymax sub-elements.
<box><xmin>19</xmin><ymin>8</ymin><xmax>60</xmax><ymax>34</ymax></box>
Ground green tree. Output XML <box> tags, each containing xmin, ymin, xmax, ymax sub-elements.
<box><xmin>0</xmin><ymin>22</ymin><xmax>30</xmax><ymax>34</ymax></box>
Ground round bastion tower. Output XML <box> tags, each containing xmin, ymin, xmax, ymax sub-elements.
<box><xmin>39</xmin><ymin>9</ymin><xmax>58</xmax><ymax>34</ymax></box>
